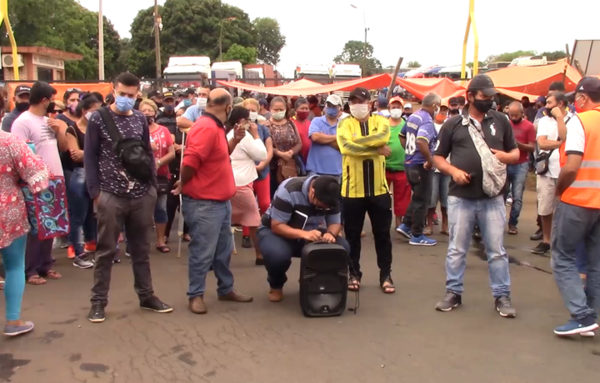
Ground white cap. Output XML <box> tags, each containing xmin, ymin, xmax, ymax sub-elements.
<box><xmin>404</xmin><ymin>103</ymin><xmax>413</xmax><ymax>109</ymax></box>
<box><xmin>325</xmin><ymin>94</ymin><xmax>343</xmax><ymax>106</ymax></box>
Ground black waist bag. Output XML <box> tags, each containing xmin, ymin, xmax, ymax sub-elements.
<box><xmin>98</xmin><ymin>107</ymin><xmax>153</xmax><ymax>183</ymax></box>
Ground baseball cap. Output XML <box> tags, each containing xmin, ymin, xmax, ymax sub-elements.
<box><xmin>377</xmin><ymin>95</ymin><xmax>388</xmax><ymax>109</ymax></box>
<box><xmin>348</xmin><ymin>87</ymin><xmax>370</xmax><ymax>103</ymax></box>
<box><xmin>148</xmin><ymin>89</ymin><xmax>162</xmax><ymax>98</ymax></box>
<box><xmin>184</xmin><ymin>88</ymin><xmax>196</xmax><ymax>96</ymax></box>
<box><xmin>325</xmin><ymin>94</ymin><xmax>343</xmax><ymax>106</ymax></box>
<box><xmin>258</xmin><ymin>98</ymin><xmax>269</xmax><ymax>107</ymax></box>
<box><xmin>449</xmin><ymin>97</ymin><xmax>459</xmax><ymax>106</ymax></box>
<box><xmin>404</xmin><ymin>103</ymin><xmax>413</xmax><ymax>109</ymax></box>
<box><xmin>163</xmin><ymin>91</ymin><xmax>175</xmax><ymax>100</ymax></box>
<box><xmin>467</xmin><ymin>74</ymin><xmax>498</xmax><ymax>97</ymax></box>
<box><xmin>567</xmin><ymin>76</ymin><xmax>600</xmax><ymax>97</ymax></box>
<box><xmin>535</xmin><ymin>96</ymin><xmax>547</xmax><ymax>104</ymax></box>
<box><xmin>15</xmin><ymin>85</ymin><xmax>31</xmax><ymax>97</ymax></box>
<box><xmin>389</xmin><ymin>96</ymin><xmax>404</xmax><ymax>107</ymax></box>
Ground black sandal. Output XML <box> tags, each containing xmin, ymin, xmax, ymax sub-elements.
<box><xmin>348</xmin><ymin>275</ymin><xmax>361</xmax><ymax>291</ymax></box>
<box><xmin>380</xmin><ymin>276</ymin><xmax>396</xmax><ymax>294</ymax></box>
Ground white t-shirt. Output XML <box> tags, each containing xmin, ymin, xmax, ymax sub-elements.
<box><xmin>12</xmin><ymin>111</ymin><xmax>64</xmax><ymax>176</ymax></box>
<box><xmin>564</xmin><ymin>116</ymin><xmax>585</xmax><ymax>154</ymax></box>
<box><xmin>536</xmin><ymin>115</ymin><xmax>569</xmax><ymax>178</ymax></box>
<box><xmin>226</xmin><ymin>130</ymin><xmax>267</xmax><ymax>187</ymax></box>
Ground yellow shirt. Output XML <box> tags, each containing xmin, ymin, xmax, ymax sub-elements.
<box><xmin>337</xmin><ymin>114</ymin><xmax>391</xmax><ymax>198</ymax></box>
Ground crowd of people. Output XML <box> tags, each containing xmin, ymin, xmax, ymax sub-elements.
<box><xmin>0</xmin><ymin>71</ymin><xmax>599</xmax><ymax>339</ymax></box>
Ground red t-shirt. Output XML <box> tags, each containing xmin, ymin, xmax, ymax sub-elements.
<box><xmin>182</xmin><ymin>113</ymin><xmax>235</xmax><ymax>201</ymax></box>
<box><xmin>293</xmin><ymin>117</ymin><xmax>311</xmax><ymax>163</ymax></box>
<box><xmin>511</xmin><ymin>118</ymin><xmax>536</xmax><ymax>164</ymax></box>
<box><xmin>150</xmin><ymin>125</ymin><xmax>174</xmax><ymax>178</ymax></box>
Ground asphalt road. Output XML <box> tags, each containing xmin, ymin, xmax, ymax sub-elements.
<box><xmin>1</xmin><ymin>191</ymin><xmax>598</xmax><ymax>383</ymax></box>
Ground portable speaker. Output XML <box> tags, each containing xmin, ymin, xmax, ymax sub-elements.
<box><xmin>299</xmin><ymin>243</ymin><xmax>348</xmax><ymax>317</ymax></box>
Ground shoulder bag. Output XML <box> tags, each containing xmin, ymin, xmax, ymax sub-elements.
<box><xmin>535</xmin><ymin>116</ymin><xmax>571</xmax><ymax>175</ymax></box>
<box><xmin>98</xmin><ymin>107</ymin><xmax>153</xmax><ymax>183</ymax></box>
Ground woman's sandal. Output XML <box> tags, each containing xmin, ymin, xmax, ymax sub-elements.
<box><xmin>348</xmin><ymin>276</ymin><xmax>361</xmax><ymax>292</ymax></box>
<box><xmin>156</xmin><ymin>245</ymin><xmax>171</xmax><ymax>253</ymax></box>
<box><xmin>380</xmin><ymin>276</ymin><xmax>396</xmax><ymax>294</ymax></box>
<box><xmin>26</xmin><ymin>275</ymin><xmax>47</xmax><ymax>285</ymax></box>
<box><xmin>423</xmin><ymin>228</ymin><xmax>433</xmax><ymax>236</ymax></box>
<box><xmin>44</xmin><ymin>270</ymin><xmax>62</xmax><ymax>280</ymax></box>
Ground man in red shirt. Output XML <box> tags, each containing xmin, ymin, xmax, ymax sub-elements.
<box><xmin>178</xmin><ymin>88</ymin><xmax>252</xmax><ymax>314</ymax></box>
<box><xmin>506</xmin><ymin>101</ymin><xmax>536</xmax><ymax>234</ymax></box>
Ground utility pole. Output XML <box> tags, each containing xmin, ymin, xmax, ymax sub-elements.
<box><xmin>98</xmin><ymin>0</ymin><xmax>105</xmax><ymax>80</ymax></box>
<box><xmin>351</xmin><ymin>5</ymin><xmax>368</xmax><ymax>77</ymax></box>
<box><xmin>154</xmin><ymin>0</ymin><xmax>162</xmax><ymax>83</ymax></box>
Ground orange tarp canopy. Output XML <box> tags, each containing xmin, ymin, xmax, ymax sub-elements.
<box><xmin>395</xmin><ymin>77</ymin><xmax>465</xmax><ymax>100</ymax></box>
<box><xmin>6</xmin><ymin>82</ymin><xmax>114</xmax><ymax>109</ymax></box>
<box><xmin>217</xmin><ymin>74</ymin><xmax>394</xmax><ymax>96</ymax></box>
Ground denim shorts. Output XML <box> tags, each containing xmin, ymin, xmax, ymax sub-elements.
<box><xmin>430</xmin><ymin>172</ymin><xmax>450</xmax><ymax>209</ymax></box>
<box><xmin>154</xmin><ymin>194</ymin><xmax>168</xmax><ymax>224</ymax></box>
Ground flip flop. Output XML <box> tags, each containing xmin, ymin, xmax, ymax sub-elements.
<box><xmin>26</xmin><ymin>276</ymin><xmax>47</xmax><ymax>285</ymax></box>
<box><xmin>380</xmin><ymin>276</ymin><xmax>396</xmax><ymax>294</ymax></box>
<box><xmin>440</xmin><ymin>230</ymin><xmax>450</xmax><ymax>236</ymax></box>
<box><xmin>156</xmin><ymin>245</ymin><xmax>171</xmax><ymax>253</ymax></box>
<box><xmin>423</xmin><ymin>228</ymin><xmax>433</xmax><ymax>236</ymax></box>
<box><xmin>348</xmin><ymin>276</ymin><xmax>361</xmax><ymax>291</ymax></box>
<box><xmin>44</xmin><ymin>270</ymin><xmax>62</xmax><ymax>280</ymax></box>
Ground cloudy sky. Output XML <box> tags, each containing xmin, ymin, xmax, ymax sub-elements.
<box><xmin>79</xmin><ymin>0</ymin><xmax>597</xmax><ymax>77</ymax></box>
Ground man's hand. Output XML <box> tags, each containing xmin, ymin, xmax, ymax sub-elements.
<box><xmin>551</xmin><ymin>106</ymin><xmax>565</xmax><ymax>119</ymax></box>
<box><xmin>322</xmin><ymin>232</ymin><xmax>336</xmax><ymax>243</ymax></box>
<box><xmin>377</xmin><ymin>145</ymin><xmax>391</xmax><ymax>157</ymax></box>
<box><xmin>233</xmin><ymin>123</ymin><xmax>246</xmax><ymax>141</ymax></box>
<box><xmin>424</xmin><ymin>161</ymin><xmax>433</xmax><ymax>170</ymax></box>
<box><xmin>490</xmin><ymin>148</ymin><xmax>511</xmax><ymax>164</ymax></box>
<box><xmin>171</xmin><ymin>180</ymin><xmax>182</xmax><ymax>196</ymax></box>
<box><xmin>249</xmin><ymin>122</ymin><xmax>259</xmax><ymax>139</ymax></box>
<box><xmin>303</xmin><ymin>230</ymin><xmax>323</xmax><ymax>242</ymax></box>
<box><xmin>173</xmin><ymin>143</ymin><xmax>182</xmax><ymax>153</ymax></box>
<box><xmin>451</xmin><ymin>168</ymin><xmax>471</xmax><ymax>185</ymax></box>
<box><xmin>47</xmin><ymin>118</ymin><xmax>67</xmax><ymax>133</ymax></box>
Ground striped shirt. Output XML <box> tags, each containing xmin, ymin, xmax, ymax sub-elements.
<box><xmin>337</xmin><ymin>114</ymin><xmax>390</xmax><ymax>198</ymax></box>
<box><xmin>261</xmin><ymin>176</ymin><xmax>341</xmax><ymax>231</ymax></box>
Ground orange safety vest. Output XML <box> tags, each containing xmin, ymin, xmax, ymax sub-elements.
<box><xmin>561</xmin><ymin>106</ymin><xmax>600</xmax><ymax>208</ymax></box>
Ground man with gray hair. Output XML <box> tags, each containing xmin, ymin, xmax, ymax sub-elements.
<box><xmin>397</xmin><ymin>92</ymin><xmax>441</xmax><ymax>246</ymax></box>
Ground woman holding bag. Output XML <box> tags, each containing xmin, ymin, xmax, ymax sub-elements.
<box><xmin>0</xmin><ymin>129</ymin><xmax>49</xmax><ymax>336</ymax></box>
<box><xmin>140</xmin><ymin>100</ymin><xmax>175</xmax><ymax>253</ymax></box>
<box><xmin>263</xmin><ymin>97</ymin><xmax>302</xmax><ymax>198</ymax></box>
<box><xmin>66</xmin><ymin>94</ymin><xmax>101</xmax><ymax>269</ymax></box>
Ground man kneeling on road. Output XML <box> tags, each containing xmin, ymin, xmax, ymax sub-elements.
<box><xmin>257</xmin><ymin>176</ymin><xmax>351</xmax><ymax>303</ymax></box>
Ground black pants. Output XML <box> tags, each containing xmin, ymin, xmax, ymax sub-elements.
<box><xmin>342</xmin><ymin>194</ymin><xmax>393</xmax><ymax>282</ymax></box>
<box><xmin>166</xmin><ymin>176</ymin><xmax>188</xmax><ymax>240</ymax></box>
<box><xmin>403</xmin><ymin>166</ymin><xmax>433</xmax><ymax>237</ymax></box>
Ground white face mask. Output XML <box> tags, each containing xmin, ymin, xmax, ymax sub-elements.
<box><xmin>350</xmin><ymin>104</ymin><xmax>370</xmax><ymax>120</ymax></box>
<box><xmin>390</xmin><ymin>109</ymin><xmax>403</xmax><ymax>119</ymax></box>
<box><xmin>85</xmin><ymin>111</ymin><xmax>93</xmax><ymax>120</ymax></box>
<box><xmin>272</xmin><ymin>111</ymin><xmax>286</xmax><ymax>121</ymax></box>
<box><xmin>249</xmin><ymin>111</ymin><xmax>259</xmax><ymax>122</ymax></box>
<box><xmin>197</xmin><ymin>97</ymin><xmax>207</xmax><ymax>109</ymax></box>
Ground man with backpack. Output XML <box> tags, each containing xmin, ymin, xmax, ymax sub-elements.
<box><xmin>85</xmin><ymin>73</ymin><xmax>173</xmax><ymax>323</ymax></box>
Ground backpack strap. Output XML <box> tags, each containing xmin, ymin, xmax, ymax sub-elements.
<box><xmin>98</xmin><ymin>107</ymin><xmax>122</xmax><ymax>149</ymax></box>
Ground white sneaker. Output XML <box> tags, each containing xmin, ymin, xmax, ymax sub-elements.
<box><xmin>73</xmin><ymin>257</ymin><xmax>94</xmax><ymax>269</ymax></box>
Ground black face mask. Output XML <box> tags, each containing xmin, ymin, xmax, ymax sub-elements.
<box><xmin>472</xmin><ymin>99</ymin><xmax>494</xmax><ymax>114</ymax></box>
<box><xmin>15</xmin><ymin>102</ymin><xmax>30</xmax><ymax>112</ymax></box>
<box><xmin>449</xmin><ymin>108</ymin><xmax>460</xmax><ymax>115</ymax></box>
<box><xmin>155</xmin><ymin>102</ymin><xmax>163</xmax><ymax>109</ymax></box>
<box><xmin>46</xmin><ymin>101</ymin><xmax>56</xmax><ymax>114</ymax></box>
<box><xmin>146</xmin><ymin>115</ymin><xmax>155</xmax><ymax>125</ymax></box>
<box><xmin>511</xmin><ymin>118</ymin><xmax>522</xmax><ymax>124</ymax></box>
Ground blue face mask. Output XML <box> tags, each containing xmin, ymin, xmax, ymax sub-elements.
<box><xmin>115</xmin><ymin>95</ymin><xmax>135</xmax><ymax>113</ymax></box>
<box><xmin>183</xmin><ymin>99</ymin><xmax>192</xmax><ymax>107</ymax></box>
<box><xmin>325</xmin><ymin>107</ymin><xmax>339</xmax><ymax>118</ymax></box>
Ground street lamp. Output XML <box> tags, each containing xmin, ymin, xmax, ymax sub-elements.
<box><xmin>219</xmin><ymin>17</ymin><xmax>237</xmax><ymax>62</ymax></box>
<box><xmin>350</xmin><ymin>4</ymin><xmax>368</xmax><ymax>77</ymax></box>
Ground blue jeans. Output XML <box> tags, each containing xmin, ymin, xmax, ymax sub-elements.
<box><xmin>430</xmin><ymin>172</ymin><xmax>450</xmax><ymax>209</ymax></box>
<box><xmin>154</xmin><ymin>193</ymin><xmax>168</xmax><ymax>224</ymax></box>
<box><xmin>182</xmin><ymin>197</ymin><xmax>234</xmax><ymax>298</ymax></box>
<box><xmin>445</xmin><ymin>195</ymin><xmax>511</xmax><ymax>297</ymax></box>
<box><xmin>1</xmin><ymin>235</ymin><xmax>26</xmax><ymax>321</ymax></box>
<box><xmin>551</xmin><ymin>202</ymin><xmax>600</xmax><ymax>321</ymax></box>
<box><xmin>505</xmin><ymin>162</ymin><xmax>528</xmax><ymax>227</ymax></box>
<box><xmin>68</xmin><ymin>167</ymin><xmax>97</xmax><ymax>257</ymax></box>
<box><xmin>257</xmin><ymin>227</ymin><xmax>351</xmax><ymax>289</ymax></box>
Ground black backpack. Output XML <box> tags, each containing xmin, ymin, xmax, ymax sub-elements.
<box><xmin>98</xmin><ymin>107</ymin><xmax>153</xmax><ymax>183</ymax></box>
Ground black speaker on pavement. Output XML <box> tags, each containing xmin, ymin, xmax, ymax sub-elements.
<box><xmin>299</xmin><ymin>243</ymin><xmax>348</xmax><ymax>317</ymax></box>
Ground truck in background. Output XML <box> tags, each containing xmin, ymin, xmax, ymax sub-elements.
<box><xmin>163</xmin><ymin>56</ymin><xmax>211</xmax><ymax>88</ymax></box>
<box><xmin>295</xmin><ymin>64</ymin><xmax>331</xmax><ymax>84</ymax></box>
<box><xmin>332</xmin><ymin>63</ymin><xmax>362</xmax><ymax>101</ymax></box>
<box><xmin>244</xmin><ymin>64</ymin><xmax>278</xmax><ymax>86</ymax></box>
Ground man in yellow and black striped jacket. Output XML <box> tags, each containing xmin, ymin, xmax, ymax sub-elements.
<box><xmin>336</xmin><ymin>87</ymin><xmax>395</xmax><ymax>294</ymax></box>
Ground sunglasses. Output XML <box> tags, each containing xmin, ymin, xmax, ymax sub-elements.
<box><xmin>66</xmin><ymin>88</ymin><xmax>82</xmax><ymax>93</ymax></box>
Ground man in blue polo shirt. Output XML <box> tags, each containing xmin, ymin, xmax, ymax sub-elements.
<box><xmin>176</xmin><ymin>86</ymin><xmax>211</xmax><ymax>129</ymax></box>
<box><xmin>306</xmin><ymin>94</ymin><xmax>343</xmax><ymax>182</ymax></box>
<box><xmin>257</xmin><ymin>176</ymin><xmax>350</xmax><ymax>303</ymax></box>
<box><xmin>397</xmin><ymin>92</ymin><xmax>441</xmax><ymax>246</ymax></box>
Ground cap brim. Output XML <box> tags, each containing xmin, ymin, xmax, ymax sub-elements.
<box><xmin>349</xmin><ymin>95</ymin><xmax>368</xmax><ymax>103</ymax></box>
<box><xmin>481</xmin><ymin>88</ymin><xmax>498</xmax><ymax>97</ymax></box>
<box><xmin>565</xmin><ymin>91</ymin><xmax>576</xmax><ymax>98</ymax></box>
<box><xmin>15</xmin><ymin>91</ymin><xmax>30</xmax><ymax>97</ymax></box>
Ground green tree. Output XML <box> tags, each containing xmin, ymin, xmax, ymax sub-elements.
<box><xmin>129</xmin><ymin>0</ymin><xmax>257</xmax><ymax>78</ymax></box>
<box><xmin>223</xmin><ymin>44</ymin><xmax>257</xmax><ymax>65</ymax></box>
<box><xmin>0</xmin><ymin>0</ymin><xmax>121</xmax><ymax>80</ymax></box>
<box><xmin>333</xmin><ymin>40</ymin><xmax>382</xmax><ymax>76</ymax></box>
<box><xmin>254</xmin><ymin>17</ymin><xmax>286</xmax><ymax>66</ymax></box>
<box><xmin>540</xmin><ymin>50</ymin><xmax>568</xmax><ymax>61</ymax></box>
<box><xmin>466</xmin><ymin>61</ymin><xmax>485</xmax><ymax>68</ymax></box>
<box><xmin>485</xmin><ymin>50</ymin><xmax>536</xmax><ymax>63</ymax></box>
<box><xmin>407</xmin><ymin>61</ymin><xmax>421</xmax><ymax>68</ymax></box>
